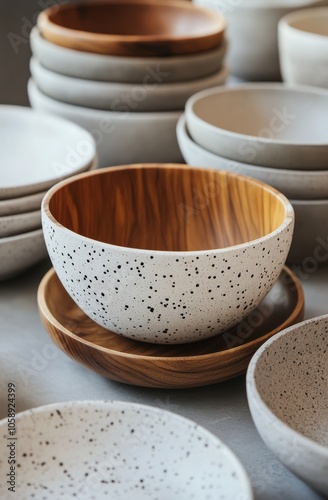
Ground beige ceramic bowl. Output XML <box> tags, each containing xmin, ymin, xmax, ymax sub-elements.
<box><xmin>42</xmin><ymin>164</ymin><xmax>294</xmax><ymax>344</ymax></box>
<box><xmin>185</xmin><ymin>84</ymin><xmax>328</xmax><ymax>169</ymax></box>
<box><xmin>279</xmin><ymin>7</ymin><xmax>328</xmax><ymax>88</ymax></box>
<box><xmin>247</xmin><ymin>314</ymin><xmax>328</xmax><ymax>495</ymax></box>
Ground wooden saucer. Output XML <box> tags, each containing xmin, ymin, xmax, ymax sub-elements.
<box><xmin>37</xmin><ymin>267</ymin><xmax>304</xmax><ymax>389</ymax></box>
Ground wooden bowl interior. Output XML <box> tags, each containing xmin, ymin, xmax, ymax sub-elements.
<box><xmin>48</xmin><ymin>166</ymin><xmax>287</xmax><ymax>252</ymax></box>
<box><xmin>48</xmin><ymin>2</ymin><xmax>220</xmax><ymax>38</ymax></box>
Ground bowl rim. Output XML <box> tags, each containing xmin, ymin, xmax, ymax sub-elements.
<box><xmin>279</xmin><ymin>6</ymin><xmax>328</xmax><ymax>40</ymax></box>
<box><xmin>185</xmin><ymin>83</ymin><xmax>328</xmax><ymax>147</ymax></box>
<box><xmin>246</xmin><ymin>313</ymin><xmax>328</xmax><ymax>457</ymax></box>
<box><xmin>0</xmin><ymin>227</ymin><xmax>44</xmax><ymax>243</ymax></box>
<box><xmin>37</xmin><ymin>0</ymin><xmax>227</xmax><ymax>44</ymax></box>
<box><xmin>42</xmin><ymin>163</ymin><xmax>294</xmax><ymax>255</ymax></box>
<box><xmin>177</xmin><ymin>113</ymin><xmax>328</xmax><ymax>178</ymax></box>
<box><xmin>0</xmin><ymin>399</ymin><xmax>253</xmax><ymax>497</ymax></box>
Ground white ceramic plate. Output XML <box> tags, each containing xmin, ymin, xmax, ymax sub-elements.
<box><xmin>28</xmin><ymin>79</ymin><xmax>184</xmax><ymax>167</ymax></box>
<box><xmin>0</xmin><ymin>106</ymin><xmax>96</xmax><ymax>199</ymax></box>
<box><xmin>0</xmin><ymin>209</ymin><xmax>40</xmax><ymax>238</ymax></box>
<box><xmin>30</xmin><ymin>27</ymin><xmax>227</xmax><ymax>83</ymax></box>
<box><xmin>0</xmin><ymin>400</ymin><xmax>253</xmax><ymax>500</ymax></box>
<box><xmin>0</xmin><ymin>228</ymin><xmax>47</xmax><ymax>281</ymax></box>
<box><xmin>177</xmin><ymin>114</ymin><xmax>328</xmax><ymax>200</ymax></box>
<box><xmin>30</xmin><ymin>57</ymin><xmax>228</xmax><ymax>112</ymax></box>
<box><xmin>185</xmin><ymin>83</ymin><xmax>328</xmax><ymax>169</ymax></box>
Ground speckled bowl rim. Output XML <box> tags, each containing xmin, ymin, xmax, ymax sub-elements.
<box><xmin>37</xmin><ymin>265</ymin><xmax>304</xmax><ymax>363</ymax></box>
<box><xmin>0</xmin><ymin>399</ymin><xmax>253</xmax><ymax>498</ymax></box>
<box><xmin>246</xmin><ymin>313</ymin><xmax>328</xmax><ymax>456</ymax></box>
<box><xmin>186</xmin><ymin>83</ymin><xmax>328</xmax><ymax>147</ymax></box>
<box><xmin>42</xmin><ymin>164</ymin><xmax>294</xmax><ymax>255</ymax></box>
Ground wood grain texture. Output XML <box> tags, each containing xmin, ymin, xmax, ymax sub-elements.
<box><xmin>37</xmin><ymin>267</ymin><xmax>304</xmax><ymax>388</ymax></box>
<box><xmin>46</xmin><ymin>164</ymin><xmax>289</xmax><ymax>252</ymax></box>
<box><xmin>37</xmin><ymin>0</ymin><xmax>226</xmax><ymax>57</ymax></box>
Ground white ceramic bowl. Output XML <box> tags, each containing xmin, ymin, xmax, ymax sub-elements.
<box><xmin>28</xmin><ymin>79</ymin><xmax>183</xmax><ymax>167</ymax></box>
<box><xmin>193</xmin><ymin>0</ymin><xmax>325</xmax><ymax>81</ymax></box>
<box><xmin>0</xmin><ymin>209</ymin><xmax>41</xmax><ymax>238</ymax></box>
<box><xmin>247</xmin><ymin>314</ymin><xmax>328</xmax><ymax>495</ymax></box>
<box><xmin>0</xmin><ymin>228</ymin><xmax>47</xmax><ymax>281</ymax></box>
<box><xmin>30</xmin><ymin>57</ymin><xmax>228</xmax><ymax>113</ymax></box>
<box><xmin>42</xmin><ymin>164</ymin><xmax>294</xmax><ymax>344</ymax></box>
<box><xmin>0</xmin><ymin>400</ymin><xmax>253</xmax><ymax>499</ymax></box>
<box><xmin>177</xmin><ymin>114</ymin><xmax>328</xmax><ymax>200</ymax></box>
<box><xmin>0</xmin><ymin>190</ymin><xmax>46</xmax><ymax>217</ymax></box>
<box><xmin>279</xmin><ymin>7</ymin><xmax>328</xmax><ymax>89</ymax></box>
<box><xmin>30</xmin><ymin>26</ymin><xmax>228</xmax><ymax>84</ymax></box>
<box><xmin>185</xmin><ymin>83</ymin><xmax>328</xmax><ymax>170</ymax></box>
<box><xmin>0</xmin><ymin>105</ymin><xmax>96</xmax><ymax>200</ymax></box>
<box><xmin>287</xmin><ymin>198</ymin><xmax>328</xmax><ymax>264</ymax></box>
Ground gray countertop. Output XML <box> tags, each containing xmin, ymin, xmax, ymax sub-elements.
<box><xmin>0</xmin><ymin>258</ymin><xmax>327</xmax><ymax>500</ymax></box>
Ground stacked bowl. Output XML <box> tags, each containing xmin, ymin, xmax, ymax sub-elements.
<box><xmin>28</xmin><ymin>0</ymin><xmax>228</xmax><ymax>167</ymax></box>
<box><xmin>0</xmin><ymin>106</ymin><xmax>97</xmax><ymax>281</ymax></box>
<box><xmin>178</xmin><ymin>83</ymin><xmax>328</xmax><ymax>264</ymax></box>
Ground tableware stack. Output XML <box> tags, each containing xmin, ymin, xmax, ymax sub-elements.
<box><xmin>193</xmin><ymin>0</ymin><xmax>326</xmax><ymax>81</ymax></box>
<box><xmin>279</xmin><ymin>7</ymin><xmax>328</xmax><ymax>89</ymax></box>
<box><xmin>28</xmin><ymin>0</ymin><xmax>228</xmax><ymax>167</ymax></box>
<box><xmin>0</xmin><ymin>106</ymin><xmax>97</xmax><ymax>281</ymax></box>
<box><xmin>38</xmin><ymin>163</ymin><xmax>299</xmax><ymax>388</ymax></box>
<box><xmin>178</xmin><ymin>83</ymin><xmax>328</xmax><ymax>264</ymax></box>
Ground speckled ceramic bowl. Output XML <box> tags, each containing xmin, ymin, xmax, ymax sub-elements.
<box><xmin>42</xmin><ymin>164</ymin><xmax>294</xmax><ymax>344</ymax></box>
<box><xmin>247</xmin><ymin>314</ymin><xmax>328</xmax><ymax>495</ymax></box>
<box><xmin>0</xmin><ymin>400</ymin><xmax>253</xmax><ymax>499</ymax></box>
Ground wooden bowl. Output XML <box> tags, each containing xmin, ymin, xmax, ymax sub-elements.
<box><xmin>37</xmin><ymin>0</ymin><xmax>226</xmax><ymax>57</ymax></box>
<box><xmin>42</xmin><ymin>164</ymin><xmax>294</xmax><ymax>344</ymax></box>
<box><xmin>37</xmin><ymin>266</ymin><xmax>304</xmax><ymax>388</ymax></box>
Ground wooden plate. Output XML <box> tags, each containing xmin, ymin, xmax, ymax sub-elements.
<box><xmin>37</xmin><ymin>267</ymin><xmax>304</xmax><ymax>389</ymax></box>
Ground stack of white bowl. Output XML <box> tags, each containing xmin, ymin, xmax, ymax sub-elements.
<box><xmin>28</xmin><ymin>1</ymin><xmax>229</xmax><ymax>168</ymax></box>
<box><xmin>178</xmin><ymin>83</ymin><xmax>328</xmax><ymax>265</ymax></box>
<box><xmin>0</xmin><ymin>106</ymin><xmax>97</xmax><ymax>281</ymax></box>
<box><xmin>194</xmin><ymin>0</ymin><xmax>326</xmax><ymax>81</ymax></box>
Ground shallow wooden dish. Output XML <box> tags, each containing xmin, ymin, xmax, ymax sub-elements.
<box><xmin>38</xmin><ymin>267</ymin><xmax>304</xmax><ymax>388</ymax></box>
<box><xmin>37</xmin><ymin>0</ymin><xmax>226</xmax><ymax>57</ymax></box>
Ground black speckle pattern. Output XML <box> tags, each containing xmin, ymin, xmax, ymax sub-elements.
<box><xmin>43</xmin><ymin>214</ymin><xmax>292</xmax><ymax>344</ymax></box>
<box><xmin>0</xmin><ymin>401</ymin><xmax>252</xmax><ymax>500</ymax></box>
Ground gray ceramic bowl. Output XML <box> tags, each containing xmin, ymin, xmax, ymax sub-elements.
<box><xmin>0</xmin><ymin>228</ymin><xmax>47</xmax><ymax>281</ymax></box>
<box><xmin>30</xmin><ymin>26</ymin><xmax>228</xmax><ymax>83</ymax></box>
<box><xmin>42</xmin><ymin>164</ymin><xmax>294</xmax><ymax>344</ymax></box>
<box><xmin>177</xmin><ymin>114</ymin><xmax>328</xmax><ymax>200</ymax></box>
<box><xmin>247</xmin><ymin>314</ymin><xmax>328</xmax><ymax>495</ymax></box>
<box><xmin>287</xmin><ymin>198</ymin><xmax>328</xmax><ymax>264</ymax></box>
<box><xmin>185</xmin><ymin>83</ymin><xmax>328</xmax><ymax>170</ymax></box>
<box><xmin>30</xmin><ymin>57</ymin><xmax>228</xmax><ymax>112</ymax></box>
<box><xmin>28</xmin><ymin>79</ymin><xmax>183</xmax><ymax>167</ymax></box>
<box><xmin>0</xmin><ymin>209</ymin><xmax>41</xmax><ymax>238</ymax></box>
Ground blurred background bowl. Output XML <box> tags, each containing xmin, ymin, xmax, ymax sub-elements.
<box><xmin>247</xmin><ymin>314</ymin><xmax>328</xmax><ymax>495</ymax></box>
<box><xmin>279</xmin><ymin>7</ymin><xmax>328</xmax><ymax>88</ymax></box>
<box><xmin>177</xmin><ymin>114</ymin><xmax>328</xmax><ymax>200</ymax></box>
<box><xmin>185</xmin><ymin>84</ymin><xmax>328</xmax><ymax>169</ymax></box>
<box><xmin>37</xmin><ymin>0</ymin><xmax>226</xmax><ymax>57</ymax></box>
<box><xmin>30</xmin><ymin>26</ymin><xmax>228</xmax><ymax>84</ymax></box>
<box><xmin>0</xmin><ymin>210</ymin><xmax>41</xmax><ymax>238</ymax></box>
<box><xmin>194</xmin><ymin>0</ymin><xmax>326</xmax><ymax>81</ymax></box>
<box><xmin>42</xmin><ymin>164</ymin><xmax>294</xmax><ymax>344</ymax></box>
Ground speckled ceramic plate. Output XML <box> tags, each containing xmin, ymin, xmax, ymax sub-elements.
<box><xmin>37</xmin><ymin>266</ymin><xmax>304</xmax><ymax>388</ymax></box>
<box><xmin>0</xmin><ymin>400</ymin><xmax>253</xmax><ymax>500</ymax></box>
